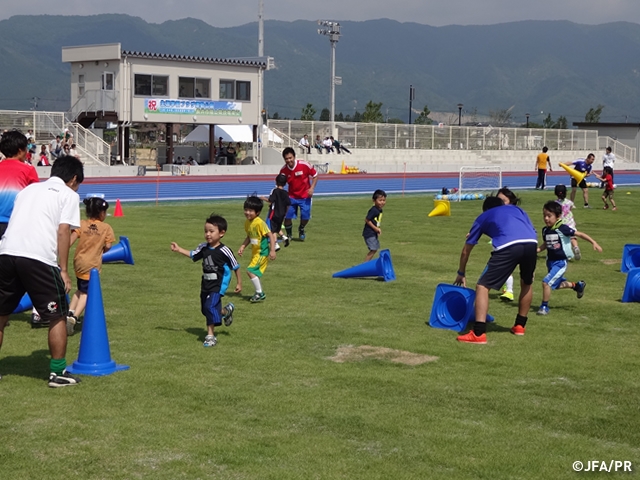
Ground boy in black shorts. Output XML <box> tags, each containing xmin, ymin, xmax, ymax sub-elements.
<box><xmin>0</xmin><ymin>156</ymin><xmax>84</xmax><ymax>387</ymax></box>
<box><xmin>262</xmin><ymin>173</ymin><xmax>291</xmax><ymax>249</ymax></box>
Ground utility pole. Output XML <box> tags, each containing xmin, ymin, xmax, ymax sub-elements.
<box><xmin>408</xmin><ymin>85</ymin><xmax>415</xmax><ymax>124</ymax></box>
<box><xmin>258</xmin><ymin>0</ymin><xmax>264</xmax><ymax>57</ymax></box>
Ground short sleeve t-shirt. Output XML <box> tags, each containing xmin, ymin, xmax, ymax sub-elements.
<box><xmin>0</xmin><ymin>159</ymin><xmax>40</xmax><ymax>223</ymax></box>
<box><xmin>0</xmin><ymin>176</ymin><xmax>80</xmax><ymax>267</ymax></box>
<box><xmin>363</xmin><ymin>205</ymin><xmax>383</xmax><ymax>238</ymax></box>
<box><xmin>268</xmin><ymin>188</ymin><xmax>291</xmax><ymax>219</ymax></box>
<box><xmin>572</xmin><ymin>160</ymin><xmax>593</xmax><ymax>174</ymax></box>
<box><xmin>245</xmin><ymin>217</ymin><xmax>271</xmax><ymax>257</ymax></box>
<box><xmin>466</xmin><ymin>205</ymin><xmax>537</xmax><ymax>250</ymax></box>
<box><xmin>543</xmin><ymin>223</ymin><xmax>576</xmax><ymax>261</ymax></box>
<box><xmin>191</xmin><ymin>242</ymin><xmax>239</xmax><ymax>294</ymax></box>
<box><xmin>601</xmin><ymin>173</ymin><xmax>614</xmax><ymax>191</ymax></box>
<box><xmin>536</xmin><ymin>152</ymin><xmax>550</xmax><ymax>170</ymax></box>
<box><xmin>279</xmin><ymin>160</ymin><xmax>318</xmax><ymax>199</ymax></box>
<box><xmin>73</xmin><ymin>219</ymin><xmax>116</xmax><ymax>280</ymax></box>
<box><xmin>556</xmin><ymin>198</ymin><xmax>576</xmax><ymax>229</ymax></box>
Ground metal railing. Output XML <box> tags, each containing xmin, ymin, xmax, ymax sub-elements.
<box><xmin>69</xmin><ymin>90</ymin><xmax>119</xmax><ymax>119</ymax></box>
<box><xmin>0</xmin><ymin>110</ymin><xmax>110</xmax><ymax>166</ymax></box>
<box><xmin>268</xmin><ymin>119</ymin><xmax>601</xmax><ymax>154</ymax></box>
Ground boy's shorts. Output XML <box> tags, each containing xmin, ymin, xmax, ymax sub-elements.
<box><xmin>201</xmin><ymin>291</ymin><xmax>222</xmax><ymax>326</ymax></box>
<box><xmin>364</xmin><ymin>235</ymin><xmax>380</xmax><ymax>251</ymax></box>
<box><xmin>286</xmin><ymin>198</ymin><xmax>312</xmax><ymax>221</ymax></box>
<box><xmin>0</xmin><ymin>255</ymin><xmax>69</xmax><ymax>322</ymax></box>
<box><xmin>543</xmin><ymin>259</ymin><xmax>568</xmax><ymax>289</ymax></box>
<box><xmin>477</xmin><ymin>243</ymin><xmax>537</xmax><ymax>290</ymax></box>
<box><xmin>76</xmin><ymin>277</ymin><xmax>90</xmax><ymax>294</ymax></box>
<box><xmin>268</xmin><ymin>215</ymin><xmax>284</xmax><ymax>234</ymax></box>
<box><xmin>603</xmin><ymin>189</ymin><xmax>614</xmax><ymax>198</ymax></box>
<box><xmin>247</xmin><ymin>254</ymin><xmax>268</xmax><ymax>278</ymax></box>
<box><xmin>571</xmin><ymin>178</ymin><xmax>588</xmax><ymax>189</ymax></box>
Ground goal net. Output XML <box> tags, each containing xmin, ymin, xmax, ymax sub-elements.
<box><xmin>458</xmin><ymin>166</ymin><xmax>502</xmax><ymax>200</ymax></box>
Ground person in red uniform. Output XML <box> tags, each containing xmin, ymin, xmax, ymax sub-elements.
<box><xmin>278</xmin><ymin>147</ymin><xmax>319</xmax><ymax>241</ymax></box>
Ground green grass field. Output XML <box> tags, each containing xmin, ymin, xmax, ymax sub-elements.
<box><xmin>2</xmin><ymin>189</ymin><xmax>640</xmax><ymax>479</ymax></box>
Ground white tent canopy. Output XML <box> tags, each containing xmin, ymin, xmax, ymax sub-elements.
<box><xmin>182</xmin><ymin>125</ymin><xmax>253</xmax><ymax>143</ymax></box>
<box><xmin>182</xmin><ymin>125</ymin><xmax>283</xmax><ymax>144</ymax></box>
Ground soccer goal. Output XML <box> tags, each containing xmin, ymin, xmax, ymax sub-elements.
<box><xmin>458</xmin><ymin>166</ymin><xmax>502</xmax><ymax>200</ymax></box>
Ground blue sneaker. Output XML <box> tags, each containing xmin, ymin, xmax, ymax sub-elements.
<box><xmin>575</xmin><ymin>281</ymin><xmax>586</xmax><ymax>299</ymax></box>
<box><xmin>299</xmin><ymin>229</ymin><xmax>306</xmax><ymax>241</ymax></box>
<box><xmin>537</xmin><ymin>305</ymin><xmax>549</xmax><ymax>315</ymax></box>
<box><xmin>223</xmin><ymin>303</ymin><xmax>234</xmax><ymax>326</ymax></box>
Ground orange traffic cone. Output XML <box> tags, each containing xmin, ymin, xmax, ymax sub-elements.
<box><xmin>428</xmin><ymin>200</ymin><xmax>451</xmax><ymax>217</ymax></box>
<box><xmin>558</xmin><ymin>163</ymin><xmax>587</xmax><ymax>184</ymax></box>
<box><xmin>114</xmin><ymin>199</ymin><xmax>124</xmax><ymax>217</ymax></box>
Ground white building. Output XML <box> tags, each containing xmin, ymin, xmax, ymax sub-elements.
<box><xmin>62</xmin><ymin>43</ymin><xmax>272</xmax><ymax>163</ymax></box>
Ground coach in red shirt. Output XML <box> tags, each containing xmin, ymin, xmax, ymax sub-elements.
<box><xmin>279</xmin><ymin>147</ymin><xmax>318</xmax><ymax>241</ymax></box>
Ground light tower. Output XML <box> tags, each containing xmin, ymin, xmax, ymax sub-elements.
<box><xmin>317</xmin><ymin>20</ymin><xmax>341</xmax><ymax>137</ymax></box>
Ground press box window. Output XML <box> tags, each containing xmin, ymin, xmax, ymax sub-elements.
<box><xmin>179</xmin><ymin>77</ymin><xmax>210</xmax><ymax>98</ymax></box>
<box><xmin>219</xmin><ymin>80</ymin><xmax>234</xmax><ymax>100</ymax></box>
<box><xmin>236</xmin><ymin>81</ymin><xmax>251</xmax><ymax>101</ymax></box>
<box><xmin>134</xmin><ymin>75</ymin><xmax>168</xmax><ymax>96</ymax></box>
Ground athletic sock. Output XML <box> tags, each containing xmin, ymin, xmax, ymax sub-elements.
<box><xmin>515</xmin><ymin>314</ymin><xmax>528</xmax><ymax>328</ymax></box>
<box><xmin>505</xmin><ymin>276</ymin><xmax>514</xmax><ymax>293</ymax></box>
<box><xmin>285</xmin><ymin>226</ymin><xmax>293</xmax><ymax>238</ymax></box>
<box><xmin>472</xmin><ymin>322</ymin><xmax>486</xmax><ymax>337</ymax></box>
<box><xmin>50</xmin><ymin>358</ymin><xmax>67</xmax><ymax>375</ymax></box>
<box><xmin>251</xmin><ymin>276</ymin><xmax>263</xmax><ymax>294</ymax></box>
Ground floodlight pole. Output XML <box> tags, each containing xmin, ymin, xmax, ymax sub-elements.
<box><xmin>258</xmin><ymin>0</ymin><xmax>264</xmax><ymax>57</ymax></box>
<box><xmin>457</xmin><ymin>103</ymin><xmax>463</xmax><ymax>126</ymax></box>
<box><xmin>318</xmin><ymin>21</ymin><xmax>341</xmax><ymax>137</ymax></box>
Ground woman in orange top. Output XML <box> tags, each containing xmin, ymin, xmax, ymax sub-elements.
<box><xmin>67</xmin><ymin>197</ymin><xmax>116</xmax><ymax>335</ymax></box>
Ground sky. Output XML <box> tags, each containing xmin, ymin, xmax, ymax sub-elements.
<box><xmin>2</xmin><ymin>0</ymin><xmax>640</xmax><ymax>27</ymax></box>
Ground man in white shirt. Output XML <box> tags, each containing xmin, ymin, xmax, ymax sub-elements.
<box><xmin>601</xmin><ymin>146</ymin><xmax>615</xmax><ymax>188</ymax></box>
<box><xmin>299</xmin><ymin>134</ymin><xmax>311</xmax><ymax>154</ymax></box>
<box><xmin>0</xmin><ymin>155</ymin><xmax>84</xmax><ymax>387</ymax></box>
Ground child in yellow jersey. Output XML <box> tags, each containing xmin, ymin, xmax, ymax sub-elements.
<box><xmin>238</xmin><ymin>196</ymin><xmax>277</xmax><ymax>302</ymax></box>
<box><xmin>67</xmin><ymin>196</ymin><xmax>116</xmax><ymax>335</ymax></box>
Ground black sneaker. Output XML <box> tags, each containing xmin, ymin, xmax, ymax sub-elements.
<box><xmin>30</xmin><ymin>312</ymin><xmax>50</xmax><ymax>329</ymax></box>
<box><xmin>48</xmin><ymin>370</ymin><xmax>81</xmax><ymax>388</ymax></box>
<box><xmin>575</xmin><ymin>281</ymin><xmax>586</xmax><ymax>299</ymax></box>
<box><xmin>298</xmin><ymin>229</ymin><xmax>306</xmax><ymax>241</ymax></box>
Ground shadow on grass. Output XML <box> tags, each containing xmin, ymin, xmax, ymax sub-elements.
<box><xmin>184</xmin><ymin>327</ymin><xmax>229</xmax><ymax>342</ymax></box>
<box><xmin>0</xmin><ymin>349</ymin><xmax>50</xmax><ymax>380</ymax></box>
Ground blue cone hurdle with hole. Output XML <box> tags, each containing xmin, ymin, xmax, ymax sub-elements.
<box><xmin>333</xmin><ymin>249</ymin><xmax>396</xmax><ymax>282</ymax></box>
<box><xmin>622</xmin><ymin>268</ymin><xmax>640</xmax><ymax>303</ymax></box>
<box><xmin>66</xmin><ymin>268</ymin><xmax>129</xmax><ymax>376</ymax></box>
<box><xmin>429</xmin><ymin>283</ymin><xmax>495</xmax><ymax>332</ymax></box>
<box><xmin>102</xmin><ymin>236</ymin><xmax>134</xmax><ymax>265</ymax></box>
<box><xmin>12</xmin><ymin>293</ymin><xmax>33</xmax><ymax>314</ymax></box>
<box><xmin>621</xmin><ymin>244</ymin><xmax>640</xmax><ymax>273</ymax></box>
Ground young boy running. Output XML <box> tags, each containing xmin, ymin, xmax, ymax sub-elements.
<box><xmin>171</xmin><ymin>214</ymin><xmax>241</xmax><ymax>347</ymax></box>
<box><xmin>536</xmin><ymin>201</ymin><xmax>602</xmax><ymax>315</ymax></box>
<box><xmin>261</xmin><ymin>173</ymin><xmax>291</xmax><ymax>250</ymax></box>
<box><xmin>238</xmin><ymin>196</ymin><xmax>277</xmax><ymax>303</ymax></box>
<box><xmin>363</xmin><ymin>189</ymin><xmax>386</xmax><ymax>262</ymax></box>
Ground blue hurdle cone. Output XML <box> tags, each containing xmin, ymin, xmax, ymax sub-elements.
<box><xmin>102</xmin><ymin>236</ymin><xmax>134</xmax><ymax>265</ymax></box>
<box><xmin>12</xmin><ymin>293</ymin><xmax>33</xmax><ymax>314</ymax></box>
<box><xmin>622</xmin><ymin>268</ymin><xmax>640</xmax><ymax>303</ymax></box>
<box><xmin>66</xmin><ymin>268</ymin><xmax>129</xmax><ymax>376</ymax></box>
<box><xmin>332</xmin><ymin>249</ymin><xmax>396</xmax><ymax>282</ymax></box>
<box><xmin>621</xmin><ymin>244</ymin><xmax>640</xmax><ymax>273</ymax></box>
<box><xmin>428</xmin><ymin>283</ymin><xmax>494</xmax><ymax>332</ymax></box>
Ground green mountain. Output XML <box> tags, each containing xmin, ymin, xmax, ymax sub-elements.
<box><xmin>1</xmin><ymin>14</ymin><xmax>639</xmax><ymax>124</ymax></box>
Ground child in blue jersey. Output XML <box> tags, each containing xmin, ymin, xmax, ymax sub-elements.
<box><xmin>171</xmin><ymin>214</ymin><xmax>242</xmax><ymax>347</ymax></box>
<box><xmin>536</xmin><ymin>201</ymin><xmax>602</xmax><ymax>315</ymax></box>
<box><xmin>561</xmin><ymin>153</ymin><xmax>594</xmax><ymax>207</ymax></box>
<box><xmin>454</xmin><ymin>196</ymin><xmax>538</xmax><ymax>343</ymax></box>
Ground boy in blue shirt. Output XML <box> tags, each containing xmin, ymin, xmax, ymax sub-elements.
<box><xmin>454</xmin><ymin>196</ymin><xmax>538</xmax><ymax>344</ymax></box>
<box><xmin>171</xmin><ymin>214</ymin><xmax>242</xmax><ymax>347</ymax></box>
<box><xmin>562</xmin><ymin>153</ymin><xmax>594</xmax><ymax>207</ymax></box>
<box><xmin>536</xmin><ymin>201</ymin><xmax>602</xmax><ymax>315</ymax></box>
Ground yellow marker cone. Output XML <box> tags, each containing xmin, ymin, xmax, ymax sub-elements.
<box><xmin>428</xmin><ymin>199</ymin><xmax>451</xmax><ymax>217</ymax></box>
<box><xmin>559</xmin><ymin>163</ymin><xmax>587</xmax><ymax>184</ymax></box>
<box><xmin>340</xmin><ymin>160</ymin><xmax>347</xmax><ymax>174</ymax></box>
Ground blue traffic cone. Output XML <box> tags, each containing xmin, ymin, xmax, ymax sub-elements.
<box><xmin>332</xmin><ymin>249</ymin><xmax>396</xmax><ymax>282</ymax></box>
<box><xmin>622</xmin><ymin>267</ymin><xmax>640</xmax><ymax>303</ymax></box>
<box><xmin>102</xmin><ymin>236</ymin><xmax>134</xmax><ymax>265</ymax></box>
<box><xmin>12</xmin><ymin>293</ymin><xmax>33</xmax><ymax>314</ymax></box>
<box><xmin>621</xmin><ymin>244</ymin><xmax>640</xmax><ymax>273</ymax></box>
<box><xmin>66</xmin><ymin>268</ymin><xmax>129</xmax><ymax>376</ymax></box>
<box><xmin>428</xmin><ymin>283</ymin><xmax>494</xmax><ymax>332</ymax></box>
